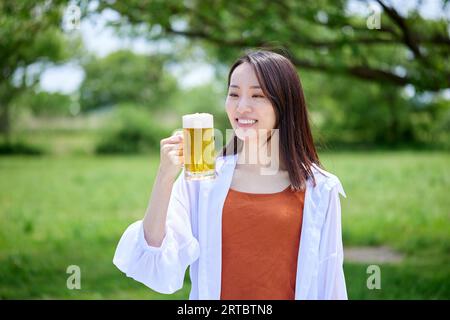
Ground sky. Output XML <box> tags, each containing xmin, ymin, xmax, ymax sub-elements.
<box><xmin>40</xmin><ymin>0</ymin><xmax>449</xmax><ymax>95</ymax></box>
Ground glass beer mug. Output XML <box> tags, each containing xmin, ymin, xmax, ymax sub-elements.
<box><xmin>182</xmin><ymin>113</ymin><xmax>216</xmax><ymax>180</ymax></box>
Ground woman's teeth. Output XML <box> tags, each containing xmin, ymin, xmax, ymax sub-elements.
<box><xmin>237</xmin><ymin>119</ymin><xmax>257</xmax><ymax>124</ymax></box>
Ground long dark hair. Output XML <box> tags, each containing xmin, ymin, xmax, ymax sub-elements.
<box><xmin>221</xmin><ymin>49</ymin><xmax>323</xmax><ymax>190</ymax></box>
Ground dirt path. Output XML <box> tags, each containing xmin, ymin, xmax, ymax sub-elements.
<box><xmin>344</xmin><ymin>246</ymin><xmax>404</xmax><ymax>264</ymax></box>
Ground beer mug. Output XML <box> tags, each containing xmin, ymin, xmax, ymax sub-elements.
<box><xmin>182</xmin><ymin>113</ymin><xmax>216</xmax><ymax>180</ymax></box>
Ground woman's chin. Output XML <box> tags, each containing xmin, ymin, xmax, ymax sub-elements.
<box><xmin>235</xmin><ymin>127</ymin><xmax>259</xmax><ymax>140</ymax></box>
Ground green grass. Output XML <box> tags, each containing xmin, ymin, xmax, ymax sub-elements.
<box><xmin>0</xmin><ymin>151</ymin><xmax>449</xmax><ymax>299</ymax></box>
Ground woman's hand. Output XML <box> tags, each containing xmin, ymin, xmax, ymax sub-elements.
<box><xmin>158</xmin><ymin>131</ymin><xmax>184</xmax><ymax>181</ymax></box>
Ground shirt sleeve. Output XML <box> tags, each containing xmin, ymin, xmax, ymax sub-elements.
<box><xmin>112</xmin><ymin>171</ymin><xmax>200</xmax><ymax>294</ymax></box>
<box><xmin>316</xmin><ymin>177</ymin><xmax>348</xmax><ymax>300</ymax></box>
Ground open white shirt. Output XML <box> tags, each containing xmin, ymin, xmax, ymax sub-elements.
<box><xmin>113</xmin><ymin>153</ymin><xmax>348</xmax><ymax>299</ymax></box>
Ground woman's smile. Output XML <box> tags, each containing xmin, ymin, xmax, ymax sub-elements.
<box><xmin>236</xmin><ymin>118</ymin><xmax>258</xmax><ymax>128</ymax></box>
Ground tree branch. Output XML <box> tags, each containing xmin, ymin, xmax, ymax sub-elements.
<box><xmin>165</xmin><ymin>27</ymin><xmax>417</xmax><ymax>87</ymax></box>
<box><xmin>376</xmin><ymin>0</ymin><xmax>424</xmax><ymax>59</ymax></box>
<box><xmin>103</xmin><ymin>1</ymin><xmax>450</xmax><ymax>91</ymax></box>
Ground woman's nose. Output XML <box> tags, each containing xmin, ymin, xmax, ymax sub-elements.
<box><xmin>236</xmin><ymin>97</ymin><xmax>252</xmax><ymax>113</ymax></box>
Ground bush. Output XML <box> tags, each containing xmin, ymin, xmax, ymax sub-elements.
<box><xmin>0</xmin><ymin>141</ymin><xmax>44</xmax><ymax>155</ymax></box>
<box><xmin>95</xmin><ymin>105</ymin><xmax>172</xmax><ymax>154</ymax></box>
<box><xmin>12</xmin><ymin>90</ymin><xmax>74</xmax><ymax>117</ymax></box>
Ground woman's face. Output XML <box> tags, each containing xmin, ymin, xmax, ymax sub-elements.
<box><xmin>225</xmin><ymin>62</ymin><xmax>276</xmax><ymax>143</ymax></box>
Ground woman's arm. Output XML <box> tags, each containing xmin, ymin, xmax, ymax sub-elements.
<box><xmin>142</xmin><ymin>169</ymin><xmax>176</xmax><ymax>247</ymax></box>
<box><xmin>317</xmin><ymin>179</ymin><xmax>348</xmax><ymax>300</ymax></box>
<box><xmin>142</xmin><ymin>132</ymin><xmax>184</xmax><ymax>247</ymax></box>
<box><xmin>113</xmin><ymin>132</ymin><xmax>200</xmax><ymax>294</ymax></box>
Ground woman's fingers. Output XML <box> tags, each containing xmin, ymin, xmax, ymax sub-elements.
<box><xmin>173</xmin><ymin>130</ymin><xmax>183</xmax><ymax>137</ymax></box>
<box><xmin>161</xmin><ymin>143</ymin><xmax>183</xmax><ymax>152</ymax></box>
<box><xmin>158</xmin><ymin>131</ymin><xmax>185</xmax><ymax>180</ymax></box>
<box><xmin>168</xmin><ymin>148</ymin><xmax>183</xmax><ymax>156</ymax></box>
<box><xmin>160</xmin><ymin>133</ymin><xmax>183</xmax><ymax>146</ymax></box>
<box><xmin>168</xmin><ymin>150</ymin><xmax>184</xmax><ymax>164</ymax></box>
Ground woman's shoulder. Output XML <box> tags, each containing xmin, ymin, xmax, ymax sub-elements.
<box><xmin>310</xmin><ymin>163</ymin><xmax>347</xmax><ymax>198</ymax></box>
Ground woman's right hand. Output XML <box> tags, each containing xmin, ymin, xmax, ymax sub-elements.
<box><xmin>158</xmin><ymin>131</ymin><xmax>184</xmax><ymax>181</ymax></box>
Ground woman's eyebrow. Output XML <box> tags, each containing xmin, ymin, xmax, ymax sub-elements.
<box><xmin>229</xmin><ymin>84</ymin><xmax>261</xmax><ymax>89</ymax></box>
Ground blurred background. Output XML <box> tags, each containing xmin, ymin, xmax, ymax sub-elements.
<box><xmin>0</xmin><ymin>0</ymin><xmax>449</xmax><ymax>299</ymax></box>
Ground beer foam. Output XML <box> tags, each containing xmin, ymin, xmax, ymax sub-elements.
<box><xmin>182</xmin><ymin>113</ymin><xmax>214</xmax><ymax>128</ymax></box>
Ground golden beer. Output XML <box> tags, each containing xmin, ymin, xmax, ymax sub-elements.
<box><xmin>182</xmin><ymin>113</ymin><xmax>216</xmax><ymax>180</ymax></box>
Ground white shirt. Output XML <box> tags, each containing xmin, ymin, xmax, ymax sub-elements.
<box><xmin>113</xmin><ymin>153</ymin><xmax>348</xmax><ymax>300</ymax></box>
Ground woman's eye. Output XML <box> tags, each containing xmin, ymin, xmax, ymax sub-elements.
<box><xmin>228</xmin><ymin>93</ymin><xmax>264</xmax><ymax>98</ymax></box>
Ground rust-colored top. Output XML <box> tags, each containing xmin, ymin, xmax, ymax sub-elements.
<box><xmin>220</xmin><ymin>185</ymin><xmax>306</xmax><ymax>300</ymax></box>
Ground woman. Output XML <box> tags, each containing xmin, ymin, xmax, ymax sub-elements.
<box><xmin>113</xmin><ymin>49</ymin><xmax>348</xmax><ymax>300</ymax></box>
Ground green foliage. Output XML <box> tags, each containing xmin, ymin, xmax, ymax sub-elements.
<box><xmin>0</xmin><ymin>1</ymin><xmax>82</xmax><ymax>138</ymax></box>
<box><xmin>170</xmin><ymin>82</ymin><xmax>231</xmax><ymax>133</ymax></box>
<box><xmin>79</xmin><ymin>50</ymin><xmax>178</xmax><ymax>112</ymax></box>
<box><xmin>95</xmin><ymin>104</ymin><xmax>172</xmax><ymax>154</ymax></box>
<box><xmin>12</xmin><ymin>90</ymin><xmax>74</xmax><ymax>117</ymax></box>
<box><xmin>171</xmin><ymin>83</ymin><xmax>225</xmax><ymax>114</ymax></box>
<box><xmin>99</xmin><ymin>0</ymin><xmax>450</xmax><ymax>92</ymax></box>
<box><xmin>0</xmin><ymin>2</ymin><xmax>76</xmax><ymax>71</ymax></box>
<box><xmin>0</xmin><ymin>141</ymin><xmax>43</xmax><ymax>155</ymax></box>
<box><xmin>90</xmin><ymin>1</ymin><xmax>450</xmax><ymax>148</ymax></box>
<box><xmin>425</xmin><ymin>96</ymin><xmax>450</xmax><ymax>149</ymax></box>
<box><xmin>301</xmin><ymin>71</ymin><xmax>450</xmax><ymax>148</ymax></box>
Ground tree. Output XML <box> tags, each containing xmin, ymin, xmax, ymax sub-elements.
<box><xmin>97</xmin><ymin>0</ymin><xmax>450</xmax><ymax>92</ymax></box>
<box><xmin>79</xmin><ymin>50</ymin><xmax>178</xmax><ymax>111</ymax></box>
<box><xmin>12</xmin><ymin>90</ymin><xmax>73</xmax><ymax>117</ymax></box>
<box><xmin>0</xmin><ymin>1</ymin><xmax>79</xmax><ymax>141</ymax></box>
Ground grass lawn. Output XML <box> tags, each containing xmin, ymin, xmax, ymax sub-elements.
<box><xmin>0</xmin><ymin>151</ymin><xmax>449</xmax><ymax>299</ymax></box>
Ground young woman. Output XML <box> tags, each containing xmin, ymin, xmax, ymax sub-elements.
<box><xmin>113</xmin><ymin>50</ymin><xmax>348</xmax><ymax>300</ymax></box>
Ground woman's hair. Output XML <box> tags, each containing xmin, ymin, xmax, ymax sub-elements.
<box><xmin>221</xmin><ymin>49</ymin><xmax>323</xmax><ymax>190</ymax></box>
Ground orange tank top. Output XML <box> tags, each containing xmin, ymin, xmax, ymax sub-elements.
<box><xmin>220</xmin><ymin>185</ymin><xmax>305</xmax><ymax>300</ymax></box>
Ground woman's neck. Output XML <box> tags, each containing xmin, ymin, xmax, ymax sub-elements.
<box><xmin>236</xmin><ymin>136</ymin><xmax>287</xmax><ymax>173</ymax></box>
